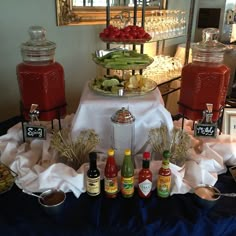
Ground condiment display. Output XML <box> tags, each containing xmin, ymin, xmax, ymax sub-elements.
<box><xmin>86</xmin><ymin>152</ymin><xmax>101</xmax><ymax>196</ymax></box>
<box><xmin>121</xmin><ymin>149</ymin><xmax>134</xmax><ymax>198</ymax></box>
<box><xmin>179</xmin><ymin>28</ymin><xmax>230</xmax><ymax>122</ymax></box>
<box><xmin>104</xmin><ymin>149</ymin><xmax>118</xmax><ymax>198</ymax></box>
<box><xmin>157</xmin><ymin>150</ymin><xmax>172</xmax><ymax>198</ymax></box>
<box><xmin>111</xmin><ymin>107</ymin><xmax>135</xmax><ymax>168</ymax></box>
<box><xmin>138</xmin><ymin>152</ymin><xmax>152</xmax><ymax>198</ymax></box>
<box><xmin>17</xmin><ymin>26</ymin><xmax>66</xmax><ymax>121</ymax></box>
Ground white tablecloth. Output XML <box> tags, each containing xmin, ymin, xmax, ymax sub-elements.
<box><xmin>0</xmin><ymin>114</ymin><xmax>236</xmax><ymax>198</ymax></box>
<box><xmin>71</xmin><ymin>82</ymin><xmax>174</xmax><ymax>156</ymax></box>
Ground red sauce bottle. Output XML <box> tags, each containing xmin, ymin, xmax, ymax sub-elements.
<box><xmin>104</xmin><ymin>149</ymin><xmax>118</xmax><ymax>198</ymax></box>
<box><xmin>179</xmin><ymin>28</ymin><xmax>230</xmax><ymax>122</ymax></box>
<box><xmin>17</xmin><ymin>26</ymin><xmax>66</xmax><ymax>121</ymax></box>
<box><xmin>138</xmin><ymin>152</ymin><xmax>152</xmax><ymax>198</ymax></box>
<box><xmin>157</xmin><ymin>150</ymin><xmax>171</xmax><ymax>198</ymax></box>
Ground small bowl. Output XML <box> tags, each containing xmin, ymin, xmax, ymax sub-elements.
<box><xmin>38</xmin><ymin>189</ymin><xmax>66</xmax><ymax>215</ymax></box>
<box><xmin>193</xmin><ymin>184</ymin><xmax>220</xmax><ymax>209</ymax></box>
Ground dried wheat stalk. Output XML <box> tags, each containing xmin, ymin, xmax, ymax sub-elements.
<box><xmin>148</xmin><ymin>125</ymin><xmax>191</xmax><ymax>166</ymax></box>
<box><xmin>50</xmin><ymin>129</ymin><xmax>100</xmax><ymax>169</ymax></box>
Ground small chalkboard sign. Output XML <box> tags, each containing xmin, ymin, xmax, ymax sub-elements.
<box><xmin>23</xmin><ymin>123</ymin><xmax>46</xmax><ymax>140</ymax></box>
<box><xmin>194</xmin><ymin>123</ymin><xmax>217</xmax><ymax>138</ymax></box>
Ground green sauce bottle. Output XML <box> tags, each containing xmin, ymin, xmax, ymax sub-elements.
<box><xmin>157</xmin><ymin>150</ymin><xmax>171</xmax><ymax>198</ymax></box>
<box><xmin>121</xmin><ymin>149</ymin><xmax>134</xmax><ymax>198</ymax></box>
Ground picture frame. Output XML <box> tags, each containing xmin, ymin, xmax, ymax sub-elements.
<box><xmin>222</xmin><ymin>108</ymin><xmax>236</xmax><ymax>135</ymax></box>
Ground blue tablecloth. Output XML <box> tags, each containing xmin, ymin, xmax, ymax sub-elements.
<box><xmin>0</xmin><ymin>172</ymin><xmax>236</xmax><ymax>236</ymax></box>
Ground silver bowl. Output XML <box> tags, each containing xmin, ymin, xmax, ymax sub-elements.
<box><xmin>193</xmin><ymin>184</ymin><xmax>220</xmax><ymax>209</ymax></box>
<box><xmin>38</xmin><ymin>189</ymin><xmax>66</xmax><ymax>215</ymax></box>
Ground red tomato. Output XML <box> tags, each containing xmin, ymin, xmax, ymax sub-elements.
<box><xmin>108</xmin><ymin>33</ymin><xmax>116</xmax><ymax>41</ymax></box>
<box><xmin>113</xmin><ymin>27</ymin><xmax>119</xmax><ymax>32</ymax></box>
<box><xmin>99</xmin><ymin>32</ymin><xmax>106</xmax><ymax>38</ymax></box>
<box><xmin>114</xmin><ymin>30</ymin><xmax>120</xmax><ymax>37</ymax></box>
<box><xmin>108</xmin><ymin>25</ymin><xmax>114</xmax><ymax>30</ymax></box>
<box><xmin>127</xmin><ymin>35</ymin><xmax>134</xmax><ymax>41</ymax></box>
<box><xmin>144</xmin><ymin>33</ymin><xmax>151</xmax><ymax>40</ymax></box>
<box><xmin>131</xmin><ymin>25</ymin><xmax>139</xmax><ymax>31</ymax></box>
<box><xmin>138</xmin><ymin>29</ymin><xmax>145</xmax><ymax>37</ymax></box>
<box><xmin>103</xmin><ymin>28</ymin><xmax>110</xmax><ymax>36</ymax></box>
<box><xmin>123</xmin><ymin>27</ymin><xmax>131</xmax><ymax>33</ymax></box>
<box><xmin>131</xmin><ymin>31</ymin><xmax>137</xmax><ymax>38</ymax></box>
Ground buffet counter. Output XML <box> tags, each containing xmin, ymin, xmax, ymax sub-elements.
<box><xmin>1</xmin><ymin>84</ymin><xmax>236</xmax><ymax>235</ymax></box>
<box><xmin>0</xmin><ymin>173</ymin><xmax>236</xmax><ymax>236</ymax></box>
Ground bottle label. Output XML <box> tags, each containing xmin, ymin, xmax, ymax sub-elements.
<box><xmin>157</xmin><ymin>175</ymin><xmax>171</xmax><ymax>198</ymax></box>
<box><xmin>104</xmin><ymin>176</ymin><xmax>118</xmax><ymax>195</ymax></box>
<box><xmin>86</xmin><ymin>176</ymin><xmax>100</xmax><ymax>196</ymax></box>
<box><xmin>121</xmin><ymin>176</ymin><xmax>134</xmax><ymax>196</ymax></box>
<box><xmin>138</xmin><ymin>179</ymin><xmax>152</xmax><ymax>196</ymax></box>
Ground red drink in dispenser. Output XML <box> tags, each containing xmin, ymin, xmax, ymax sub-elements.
<box><xmin>17</xmin><ymin>26</ymin><xmax>66</xmax><ymax>121</ymax></box>
<box><xmin>179</xmin><ymin>28</ymin><xmax>230</xmax><ymax>122</ymax></box>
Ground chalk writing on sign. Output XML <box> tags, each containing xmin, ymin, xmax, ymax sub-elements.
<box><xmin>24</xmin><ymin>124</ymin><xmax>46</xmax><ymax>140</ymax></box>
<box><xmin>194</xmin><ymin>123</ymin><xmax>217</xmax><ymax>138</ymax></box>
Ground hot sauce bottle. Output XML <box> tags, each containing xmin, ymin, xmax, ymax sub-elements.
<box><xmin>121</xmin><ymin>149</ymin><xmax>134</xmax><ymax>198</ymax></box>
<box><xmin>138</xmin><ymin>152</ymin><xmax>152</xmax><ymax>198</ymax></box>
<box><xmin>157</xmin><ymin>150</ymin><xmax>171</xmax><ymax>198</ymax></box>
<box><xmin>86</xmin><ymin>152</ymin><xmax>100</xmax><ymax>196</ymax></box>
<box><xmin>179</xmin><ymin>28</ymin><xmax>230</xmax><ymax>122</ymax></box>
<box><xmin>104</xmin><ymin>148</ymin><xmax>118</xmax><ymax>198</ymax></box>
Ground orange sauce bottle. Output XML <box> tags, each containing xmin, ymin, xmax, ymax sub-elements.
<box><xmin>157</xmin><ymin>150</ymin><xmax>171</xmax><ymax>198</ymax></box>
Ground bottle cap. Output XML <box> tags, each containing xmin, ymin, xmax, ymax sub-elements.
<box><xmin>111</xmin><ymin>107</ymin><xmax>135</xmax><ymax>124</ymax></box>
<box><xmin>108</xmin><ymin>149</ymin><xmax>114</xmax><ymax>156</ymax></box>
<box><xmin>163</xmin><ymin>150</ymin><xmax>171</xmax><ymax>159</ymax></box>
<box><xmin>124</xmin><ymin>149</ymin><xmax>131</xmax><ymax>156</ymax></box>
<box><xmin>143</xmin><ymin>152</ymin><xmax>150</xmax><ymax>160</ymax></box>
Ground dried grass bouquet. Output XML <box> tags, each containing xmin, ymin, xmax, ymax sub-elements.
<box><xmin>148</xmin><ymin>125</ymin><xmax>191</xmax><ymax>167</ymax></box>
<box><xmin>50</xmin><ymin>128</ymin><xmax>100</xmax><ymax>170</ymax></box>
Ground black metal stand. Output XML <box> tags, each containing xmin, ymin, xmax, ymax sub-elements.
<box><xmin>20</xmin><ymin>102</ymin><xmax>66</xmax><ymax>142</ymax></box>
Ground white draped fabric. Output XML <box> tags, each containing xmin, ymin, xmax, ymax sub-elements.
<box><xmin>0</xmin><ymin>84</ymin><xmax>236</xmax><ymax>198</ymax></box>
<box><xmin>71</xmin><ymin>83</ymin><xmax>174</xmax><ymax>155</ymax></box>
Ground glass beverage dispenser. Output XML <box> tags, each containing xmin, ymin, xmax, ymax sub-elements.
<box><xmin>17</xmin><ymin>26</ymin><xmax>66</xmax><ymax>121</ymax></box>
<box><xmin>178</xmin><ymin>28</ymin><xmax>230</xmax><ymax>122</ymax></box>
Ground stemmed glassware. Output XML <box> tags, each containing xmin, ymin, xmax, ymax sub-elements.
<box><xmin>110</xmin><ymin>9</ymin><xmax>186</xmax><ymax>41</ymax></box>
<box><xmin>142</xmin><ymin>55</ymin><xmax>183</xmax><ymax>85</ymax></box>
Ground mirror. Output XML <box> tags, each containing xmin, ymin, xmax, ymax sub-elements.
<box><xmin>55</xmin><ymin>0</ymin><xmax>161</xmax><ymax>26</ymax></box>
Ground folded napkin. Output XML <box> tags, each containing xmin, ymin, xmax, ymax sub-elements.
<box><xmin>0</xmin><ymin>115</ymin><xmax>88</xmax><ymax>198</ymax></box>
<box><xmin>0</xmin><ymin>115</ymin><xmax>236</xmax><ymax>198</ymax></box>
<box><xmin>171</xmin><ymin>119</ymin><xmax>236</xmax><ymax>193</ymax></box>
